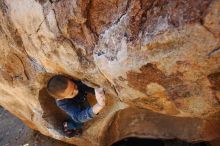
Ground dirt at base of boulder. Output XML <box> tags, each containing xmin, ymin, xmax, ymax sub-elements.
<box><xmin>0</xmin><ymin>106</ymin><xmax>72</xmax><ymax>146</ymax></box>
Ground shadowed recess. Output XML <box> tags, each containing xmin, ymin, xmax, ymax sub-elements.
<box><xmin>112</xmin><ymin>138</ymin><xmax>207</xmax><ymax>146</ymax></box>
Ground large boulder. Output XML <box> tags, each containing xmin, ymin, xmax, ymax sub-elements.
<box><xmin>0</xmin><ymin>0</ymin><xmax>219</xmax><ymax>145</ymax></box>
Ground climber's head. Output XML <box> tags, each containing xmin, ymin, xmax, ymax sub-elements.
<box><xmin>47</xmin><ymin>75</ymin><xmax>78</xmax><ymax>100</ymax></box>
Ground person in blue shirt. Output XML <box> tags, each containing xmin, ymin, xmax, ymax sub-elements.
<box><xmin>46</xmin><ymin>75</ymin><xmax>106</xmax><ymax>137</ymax></box>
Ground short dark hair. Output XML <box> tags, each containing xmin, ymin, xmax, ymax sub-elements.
<box><xmin>47</xmin><ymin>75</ymin><xmax>69</xmax><ymax>98</ymax></box>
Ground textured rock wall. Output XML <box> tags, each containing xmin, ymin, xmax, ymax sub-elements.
<box><xmin>0</xmin><ymin>0</ymin><xmax>220</xmax><ymax>145</ymax></box>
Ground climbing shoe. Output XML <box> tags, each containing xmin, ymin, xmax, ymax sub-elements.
<box><xmin>62</xmin><ymin>121</ymin><xmax>82</xmax><ymax>138</ymax></box>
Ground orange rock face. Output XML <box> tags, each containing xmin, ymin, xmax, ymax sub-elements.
<box><xmin>0</xmin><ymin>0</ymin><xmax>219</xmax><ymax>145</ymax></box>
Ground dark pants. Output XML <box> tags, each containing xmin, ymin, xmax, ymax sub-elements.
<box><xmin>65</xmin><ymin>97</ymin><xmax>90</xmax><ymax>130</ymax></box>
<box><xmin>65</xmin><ymin>118</ymin><xmax>83</xmax><ymax>130</ymax></box>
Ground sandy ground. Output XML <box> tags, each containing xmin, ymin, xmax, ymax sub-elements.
<box><xmin>0</xmin><ymin>106</ymin><xmax>72</xmax><ymax>146</ymax></box>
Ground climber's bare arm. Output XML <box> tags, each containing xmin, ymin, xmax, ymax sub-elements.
<box><xmin>92</xmin><ymin>88</ymin><xmax>106</xmax><ymax>114</ymax></box>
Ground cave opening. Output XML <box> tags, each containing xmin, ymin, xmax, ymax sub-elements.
<box><xmin>38</xmin><ymin>76</ymin><xmax>97</xmax><ymax>136</ymax></box>
<box><xmin>112</xmin><ymin>137</ymin><xmax>207</xmax><ymax>146</ymax></box>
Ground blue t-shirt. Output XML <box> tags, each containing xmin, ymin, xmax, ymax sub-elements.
<box><xmin>55</xmin><ymin>80</ymin><xmax>95</xmax><ymax>123</ymax></box>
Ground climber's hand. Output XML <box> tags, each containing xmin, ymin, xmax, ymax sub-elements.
<box><xmin>95</xmin><ymin>88</ymin><xmax>106</xmax><ymax>107</ymax></box>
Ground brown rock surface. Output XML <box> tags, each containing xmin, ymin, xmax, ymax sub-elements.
<box><xmin>0</xmin><ymin>0</ymin><xmax>219</xmax><ymax>145</ymax></box>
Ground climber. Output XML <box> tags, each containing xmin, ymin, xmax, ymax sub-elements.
<box><xmin>46</xmin><ymin>75</ymin><xmax>106</xmax><ymax>137</ymax></box>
